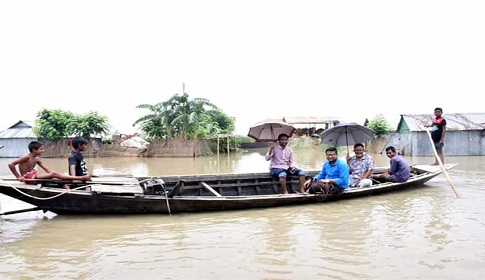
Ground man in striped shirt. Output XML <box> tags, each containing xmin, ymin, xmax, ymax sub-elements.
<box><xmin>265</xmin><ymin>133</ymin><xmax>306</xmax><ymax>194</ymax></box>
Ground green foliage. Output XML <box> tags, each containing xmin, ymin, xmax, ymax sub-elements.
<box><xmin>367</xmin><ymin>114</ymin><xmax>392</xmax><ymax>137</ymax></box>
<box><xmin>198</xmin><ymin>109</ymin><xmax>236</xmax><ymax>137</ymax></box>
<box><xmin>33</xmin><ymin>109</ymin><xmax>110</xmax><ymax>141</ymax></box>
<box><xmin>34</xmin><ymin>109</ymin><xmax>75</xmax><ymax>140</ymax></box>
<box><xmin>134</xmin><ymin>93</ymin><xmax>236</xmax><ymax>140</ymax></box>
<box><xmin>239</xmin><ymin>136</ymin><xmax>255</xmax><ymax>143</ymax></box>
<box><xmin>72</xmin><ymin>111</ymin><xmax>110</xmax><ymax>139</ymax></box>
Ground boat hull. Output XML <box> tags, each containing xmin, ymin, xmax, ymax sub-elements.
<box><xmin>0</xmin><ymin>165</ymin><xmax>451</xmax><ymax>215</ymax></box>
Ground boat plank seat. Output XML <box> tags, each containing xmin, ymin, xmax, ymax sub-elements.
<box><xmin>91</xmin><ymin>177</ymin><xmax>140</xmax><ymax>185</ymax></box>
<box><xmin>200</xmin><ymin>182</ymin><xmax>222</xmax><ymax>197</ymax></box>
<box><xmin>167</xmin><ymin>180</ymin><xmax>185</xmax><ymax>198</ymax></box>
<box><xmin>90</xmin><ymin>184</ymin><xmax>144</xmax><ymax>195</ymax></box>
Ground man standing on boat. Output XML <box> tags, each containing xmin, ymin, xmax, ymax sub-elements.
<box><xmin>425</xmin><ymin>107</ymin><xmax>447</xmax><ymax>165</ymax></box>
<box><xmin>265</xmin><ymin>133</ymin><xmax>306</xmax><ymax>194</ymax></box>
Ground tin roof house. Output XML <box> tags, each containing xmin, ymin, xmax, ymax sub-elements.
<box><xmin>384</xmin><ymin>113</ymin><xmax>485</xmax><ymax>156</ymax></box>
<box><xmin>0</xmin><ymin>121</ymin><xmax>37</xmax><ymax>158</ymax></box>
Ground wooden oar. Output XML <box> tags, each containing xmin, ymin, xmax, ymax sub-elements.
<box><xmin>0</xmin><ymin>207</ymin><xmax>40</xmax><ymax>216</ymax></box>
<box><xmin>423</xmin><ymin>127</ymin><xmax>460</xmax><ymax>198</ymax></box>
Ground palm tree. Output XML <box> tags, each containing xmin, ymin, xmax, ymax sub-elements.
<box><xmin>134</xmin><ymin>93</ymin><xmax>228</xmax><ymax>141</ymax></box>
<box><xmin>133</xmin><ymin>103</ymin><xmax>172</xmax><ymax>139</ymax></box>
<box><xmin>172</xmin><ymin>95</ymin><xmax>218</xmax><ymax>140</ymax></box>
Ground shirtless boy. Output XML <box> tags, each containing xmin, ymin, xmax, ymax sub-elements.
<box><xmin>8</xmin><ymin>141</ymin><xmax>91</xmax><ymax>188</ymax></box>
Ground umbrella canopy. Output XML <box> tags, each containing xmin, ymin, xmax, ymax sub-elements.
<box><xmin>247</xmin><ymin>119</ymin><xmax>296</xmax><ymax>142</ymax></box>
<box><xmin>319</xmin><ymin>122</ymin><xmax>375</xmax><ymax>152</ymax></box>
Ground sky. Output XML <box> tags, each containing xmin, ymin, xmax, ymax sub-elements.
<box><xmin>1</xmin><ymin>0</ymin><xmax>483</xmax><ymax>135</ymax></box>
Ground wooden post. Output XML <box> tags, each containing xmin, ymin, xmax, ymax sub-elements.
<box><xmin>217</xmin><ymin>135</ymin><xmax>220</xmax><ymax>156</ymax></box>
<box><xmin>1</xmin><ymin>207</ymin><xmax>40</xmax><ymax>216</ymax></box>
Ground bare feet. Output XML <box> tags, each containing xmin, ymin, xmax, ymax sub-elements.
<box><xmin>431</xmin><ymin>162</ymin><xmax>439</xmax><ymax>166</ymax></box>
<box><xmin>62</xmin><ymin>184</ymin><xmax>71</xmax><ymax>190</ymax></box>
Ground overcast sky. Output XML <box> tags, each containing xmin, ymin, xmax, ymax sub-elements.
<box><xmin>1</xmin><ymin>0</ymin><xmax>483</xmax><ymax>135</ymax></box>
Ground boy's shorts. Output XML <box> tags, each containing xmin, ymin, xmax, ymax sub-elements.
<box><xmin>24</xmin><ymin>169</ymin><xmax>38</xmax><ymax>179</ymax></box>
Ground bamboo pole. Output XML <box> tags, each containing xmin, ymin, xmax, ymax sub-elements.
<box><xmin>424</xmin><ymin>128</ymin><xmax>460</xmax><ymax>198</ymax></box>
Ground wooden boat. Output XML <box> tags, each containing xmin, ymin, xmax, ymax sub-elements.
<box><xmin>0</xmin><ymin>164</ymin><xmax>456</xmax><ymax>215</ymax></box>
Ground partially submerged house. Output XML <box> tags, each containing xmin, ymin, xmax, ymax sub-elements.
<box><xmin>0</xmin><ymin>120</ymin><xmax>37</xmax><ymax>158</ymax></box>
<box><xmin>385</xmin><ymin>113</ymin><xmax>485</xmax><ymax>156</ymax></box>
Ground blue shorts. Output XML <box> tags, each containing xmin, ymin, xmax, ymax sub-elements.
<box><xmin>434</xmin><ymin>142</ymin><xmax>443</xmax><ymax>148</ymax></box>
<box><xmin>270</xmin><ymin>168</ymin><xmax>306</xmax><ymax>178</ymax></box>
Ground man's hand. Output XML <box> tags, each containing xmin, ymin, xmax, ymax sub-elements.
<box><xmin>268</xmin><ymin>143</ymin><xmax>275</xmax><ymax>153</ymax></box>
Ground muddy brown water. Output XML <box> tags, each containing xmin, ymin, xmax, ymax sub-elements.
<box><xmin>1</xmin><ymin>149</ymin><xmax>484</xmax><ymax>279</ymax></box>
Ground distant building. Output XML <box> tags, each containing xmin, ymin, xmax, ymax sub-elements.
<box><xmin>284</xmin><ymin>116</ymin><xmax>340</xmax><ymax>137</ymax></box>
<box><xmin>0</xmin><ymin>120</ymin><xmax>37</xmax><ymax>158</ymax></box>
<box><xmin>383</xmin><ymin>113</ymin><xmax>485</xmax><ymax>156</ymax></box>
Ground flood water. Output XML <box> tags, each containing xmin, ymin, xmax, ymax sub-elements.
<box><xmin>1</xmin><ymin>149</ymin><xmax>484</xmax><ymax>279</ymax></box>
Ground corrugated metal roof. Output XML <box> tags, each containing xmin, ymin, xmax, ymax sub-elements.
<box><xmin>399</xmin><ymin>113</ymin><xmax>485</xmax><ymax>131</ymax></box>
<box><xmin>0</xmin><ymin>120</ymin><xmax>36</xmax><ymax>138</ymax></box>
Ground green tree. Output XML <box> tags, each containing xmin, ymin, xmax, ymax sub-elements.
<box><xmin>367</xmin><ymin>114</ymin><xmax>392</xmax><ymax>137</ymax></box>
<box><xmin>133</xmin><ymin>94</ymin><xmax>183</xmax><ymax>140</ymax></box>
<box><xmin>72</xmin><ymin>111</ymin><xmax>110</xmax><ymax>139</ymax></box>
<box><xmin>200</xmin><ymin>109</ymin><xmax>235</xmax><ymax>136</ymax></box>
<box><xmin>33</xmin><ymin>109</ymin><xmax>110</xmax><ymax>140</ymax></box>
<box><xmin>173</xmin><ymin>95</ymin><xmax>218</xmax><ymax>140</ymax></box>
<box><xmin>33</xmin><ymin>109</ymin><xmax>75</xmax><ymax>140</ymax></box>
<box><xmin>134</xmin><ymin>93</ymin><xmax>235</xmax><ymax>140</ymax></box>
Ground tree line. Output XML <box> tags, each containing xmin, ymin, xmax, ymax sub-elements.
<box><xmin>33</xmin><ymin>91</ymin><xmax>390</xmax><ymax>142</ymax></box>
<box><xmin>34</xmin><ymin>93</ymin><xmax>235</xmax><ymax>141</ymax></box>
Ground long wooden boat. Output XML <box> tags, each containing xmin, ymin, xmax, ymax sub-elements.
<box><xmin>0</xmin><ymin>164</ymin><xmax>457</xmax><ymax>215</ymax></box>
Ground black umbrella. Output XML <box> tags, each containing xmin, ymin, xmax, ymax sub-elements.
<box><xmin>319</xmin><ymin>122</ymin><xmax>375</xmax><ymax>153</ymax></box>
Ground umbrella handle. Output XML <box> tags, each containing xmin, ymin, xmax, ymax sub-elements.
<box><xmin>345</xmin><ymin>127</ymin><xmax>349</xmax><ymax>154</ymax></box>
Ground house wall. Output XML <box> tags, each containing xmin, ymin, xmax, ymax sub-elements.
<box><xmin>145</xmin><ymin>139</ymin><xmax>212</xmax><ymax>157</ymax></box>
<box><xmin>377</xmin><ymin>131</ymin><xmax>485</xmax><ymax>156</ymax></box>
<box><xmin>0</xmin><ymin>138</ymin><xmax>37</xmax><ymax>158</ymax></box>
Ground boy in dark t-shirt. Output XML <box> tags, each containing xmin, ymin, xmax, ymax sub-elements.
<box><xmin>68</xmin><ymin>137</ymin><xmax>89</xmax><ymax>176</ymax></box>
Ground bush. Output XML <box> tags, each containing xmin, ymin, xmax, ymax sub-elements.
<box><xmin>367</xmin><ymin>114</ymin><xmax>392</xmax><ymax>137</ymax></box>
